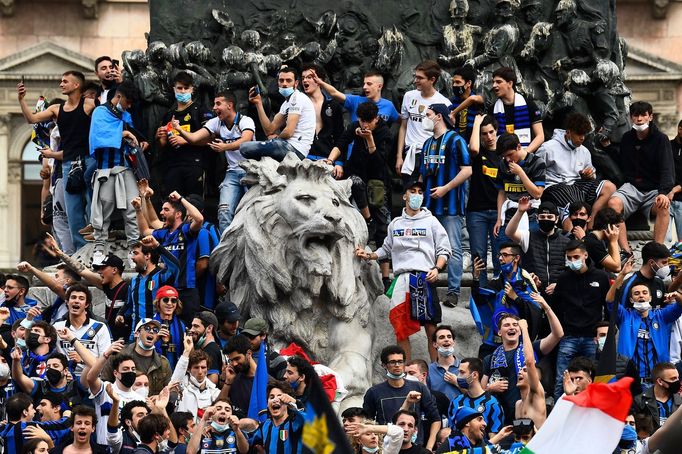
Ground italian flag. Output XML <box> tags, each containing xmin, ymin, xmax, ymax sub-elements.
<box><xmin>521</xmin><ymin>377</ymin><xmax>633</xmax><ymax>454</ymax></box>
<box><xmin>386</xmin><ymin>274</ymin><xmax>420</xmax><ymax>342</ymax></box>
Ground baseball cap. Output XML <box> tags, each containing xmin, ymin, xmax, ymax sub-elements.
<box><xmin>92</xmin><ymin>254</ymin><xmax>124</xmax><ymax>271</ymax></box>
<box><xmin>196</xmin><ymin>311</ymin><xmax>219</xmax><ymax>330</ymax></box>
<box><xmin>135</xmin><ymin>318</ymin><xmax>162</xmax><ymax>333</ymax></box>
<box><xmin>403</xmin><ymin>179</ymin><xmax>425</xmax><ymax>193</ymax></box>
<box><xmin>429</xmin><ymin>103</ymin><xmax>455</xmax><ymax>130</ymax></box>
<box><xmin>155</xmin><ymin>285</ymin><xmax>179</xmax><ymax>300</ymax></box>
<box><xmin>215</xmin><ymin>301</ymin><xmax>242</xmax><ymax>323</ymax></box>
<box><xmin>454</xmin><ymin>406</ymin><xmax>483</xmax><ymax>430</ymax></box>
<box><xmin>241</xmin><ymin>318</ymin><xmax>268</xmax><ymax>337</ymax></box>
<box><xmin>538</xmin><ymin>201</ymin><xmax>558</xmax><ymax>216</ymax></box>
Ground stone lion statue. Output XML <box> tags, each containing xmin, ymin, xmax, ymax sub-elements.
<box><xmin>210</xmin><ymin>155</ymin><xmax>384</xmax><ymax>407</ymax></box>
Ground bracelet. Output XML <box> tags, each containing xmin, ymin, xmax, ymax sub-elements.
<box><xmin>69</xmin><ymin>338</ymin><xmax>78</xmax><ymax>346</ymax></box>
<box><xmin>179</xmin><ymin>196</ymin><xmax>184</xmax><ymax>202</ymax></box>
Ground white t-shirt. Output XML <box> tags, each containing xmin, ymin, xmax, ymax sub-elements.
<box><xmin>203</xmin><ymin>114</ymin><xmax>256</xmax><ymax>170</ymax></box>
<box><xmin>54</xmin><ymin>317</ymin><xmax>112</xmax><ymax>377</ymax></box>
<box><xmin>91</xmin><ymin>380</ymin><xmax>145</xmax><ymax>445</ymax></box>
<box><xmin>400</xmin><ymin>89</ymin><xmax>451</xmax><ymax>149</ymax></box>
<box><xmin>278</xmin><ymin>90</ymin><xmax>316</xmax><ymax>156</ymax></box>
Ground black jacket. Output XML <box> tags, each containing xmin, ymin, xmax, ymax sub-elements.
<box><xmin>309</xmin><ymin>92</ymin><xmax>344</xmax><ymax>160</ymax></box>
<box><xmin>340</xmin><ymin>119</ymin><xmax>392</xmax><ymax>182</ymax></box>
<box><xmin>632</xmin><ymin>385</ymin><xmax>682</xmax><ymax>430</ymax></box>
<box><xmin>620</xmin><ymin>123</ymin><xmax>674</xmax><ymax>194</ymax></box>
<box><xmin>522</xmin><ymin>229</ymin><xmax>571</xmax><ymax>287</ymax></box>
<box><xmin>553</xmin><ymin>265</ymin><xmax>610</xmax><ymax>337</ymax></box>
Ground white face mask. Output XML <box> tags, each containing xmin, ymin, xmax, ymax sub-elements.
<box><xmin>422</xmin><ymin>117</ymin><xmax>435</xmax><ymax>133</ymax></box>
<box><xmin>0</xmin><ymin>362</ymin><xmax>9</xmax><ymax>380</ymax></box>
<box><xmin>189</xmin><ymin>375</ymin><xmax>206</xmax><ymax>388</ymax></box>
<box><xmin>632</xmin><ymin>300</ymin><xmax>652</xmax><ymax>313</ymax></box>
<box><xmin>597</xmin><ymin>337</ymin><xmax>606</xmax><ymax>352</ymax></box>
<box><xmin>632</xmin><ymin>123</ymin><xmax>649</xmax><ymax>132</ymax></box>
<box><xmin>652</xmin><ymin>263</ymin><xmax>671</xmax><ymax>279</ymax></box>
<box><xmin>134</xmin><ymin>386</ymin><xmax>149</xmax><ymax>399</ymax></box>
<box><xmin>437</xmin><ymin>346</ymin><xmax>455</xmax><ymax>357</ymax></box>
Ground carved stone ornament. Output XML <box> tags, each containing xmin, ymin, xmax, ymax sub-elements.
<box><xmin>0</xmin><ymin>0</ymin><xmax>14</xmax><ymax>17</ymax></box>
<box><xmin>82</xmin><ymin>0</ymin><xmax>98</xmax><ymax>19</ymax></box>
<box><xmin>652</xmin><ymin>0</ymin><xmax>671</xmax><ymax>20</ymax></box>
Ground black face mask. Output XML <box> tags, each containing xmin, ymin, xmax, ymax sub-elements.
<box><xmin>453</xmin><ymin>85</ymin><xmax>466</xmax><ymax>98</ymax></box>
<box><xmin>572</xmin><ymin>218</ymin><xmax>587</xmax><ymax>229</ymax></box>
<box><xmin>664</xmin><ymin>379</ymin><xmax>681</xmax><ymax>395</ymax></box>
<box><xmin>538</xmin><ymin>219</ymin><xmax>556</xmax><ymax>233</ymax></box>
<box><xmin>46</xmin><ymin>368</ymin><xmax>63</xmax><ymax>386</ymax></box>
<box><xmin>119</xmin><ymin>371</ymin><xmax>137</xmax><ymax>389</ymax></box>
<box><xmin>27</xmin><ymin>333</ymin><xmax>41</xmax><ymax>351</ymax></box>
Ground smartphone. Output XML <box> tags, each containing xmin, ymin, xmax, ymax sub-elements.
<box><xmin>112</xmin><ymin>59</ymin><xmax>119</xmax><ymax>67</ymax></box>
<box><xmin>20</xmin><ymin>75</ymin><xmax>25</xmax><ymax>85</ymax></box>
<box><xmin>472</xmin><ymin>253</ymin><xmax>481</xmax><ymax>263</ymax></box>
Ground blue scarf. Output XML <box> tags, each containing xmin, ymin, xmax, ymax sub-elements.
<box><xmin>491</xmin><ymin>343</ymin><xmax>526</xmax><ymax>375</ymax></box>
<box><xmin>409</xmin><ymin>272</ymin><xmax>437</xmax><ymax>323</ymax></box>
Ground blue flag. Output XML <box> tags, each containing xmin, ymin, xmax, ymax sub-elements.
<box><xmin>247</xmin><ymin>342</ymin><xmax>268</xmax><ymax>422</ymax></box>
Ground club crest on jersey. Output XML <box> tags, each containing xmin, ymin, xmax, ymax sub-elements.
<box><xmin>279</xmin><ymin>429</ymin><xmax>288</xmax><ymax>441</ymax></box>
<box><xmin>147</xmin><ymin>280</ymin><xmax>156</xmax><ymax>292</ymax></box>
<box><xmin>418</xmin><ymin>104</ymin><xmax>425</xmax><ymax>113</ymax></box>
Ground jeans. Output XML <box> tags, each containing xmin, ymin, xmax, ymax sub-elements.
<box><xmin>437</xmin><ymin>214</ymin><xmax>463</xmax><ymax>296</ymax></box>
<box><xmin>52</xmin><ymin>178</ymin><xmax>75</xmax><ymax>255</ymax></box>
<box><xmin>240</xmin><ymin>138</ymin><xmax>305</xmax><ymax>161</ymax></box>
<box><xmin>62</xmin><ymin>159</ymin><xmax>89</xmax><ymax>250</ymax></box>
<box><xmin>672</xmin><ymin>200</ymin><xmax>682</xmax><ymax>241</ymax></box>
<box><xmin>218</xmin><ymin>168</ymin><xmax>247</xmax><ymax>234</ymax></box>
<box><xmin>554</xmin><ymin>336</ymin><xmax>597</xmax><ymax>399</ymax></box>
<box><xmin>467</xmin><ymin>210</ymin><xmax>500</xmax><ymax>287</ymax></box>
<box><xmin>83</xmin><ymin>155</ymin><xmax>96</xmax><ymax>218</ymax></box>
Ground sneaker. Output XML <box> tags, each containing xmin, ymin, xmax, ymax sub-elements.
<box><xmin>79</xmin><ymin>224</ymin><xmax>94</xmax><ymax>235</ymax></box>
<box><xmin>462</xmin><ymin>252</ymin><xmax>472</xmax><ymax>272</ymax></box>
<box><xmin>443</xmin><ymin>293</ymin><xmax>458</xmax><ymax>308</ymax></box>
<box><xmin>92</xmin><ymin>250</ymin><xmax>106</xmax><ymax>266</ymax></box>
<box><xmin>83</xmin><ymin>233</ymin><xmax>95</xmax><ymax>242</ymax></box>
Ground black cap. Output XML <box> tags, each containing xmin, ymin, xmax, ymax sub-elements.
<box><xmin>538</xmin><ymin>201</ymin><xmax>558</xmax><ymax>216</ymax></box>
<box><xmin>429</xmin><ymin>103</ymin><xmax>455</xmax><ymax>130</ymax></box>
<box><xmin>92</xmin><ymin>254</ymin><xmax>124</xmax><ymax>272</ymax></box>
<box><xmin>215</xmin><ymin>301</ymin><xmax>242</xmax><ymax>323</ymax></box>
<box><xmin>403</xmin><ymin>179</ymin><xmax>426</xmax><ymax>193</ymax></box>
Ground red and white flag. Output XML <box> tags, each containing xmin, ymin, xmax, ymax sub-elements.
<box><xmin>521</xmin><ymin>377</ymin><xmax>633</xmax><ymax>454</ymax></box>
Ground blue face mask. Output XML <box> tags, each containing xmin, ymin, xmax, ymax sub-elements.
<box><xmin>137</xmin><ymin>339</ymin><xmax>155</xmax><ymax>351</ymax></box>
<box><xmin>457</xmin><ymin>376</ymin><xmax>470</xmax><ymax>389</ymax></box>
<box><xmin>386</xmin><ymin>371</ymin><xmax>405</xmax><ymax>380</ymax></box>
<box><xmin>500</xmin><ymin>261</ymin><xmax>515</xmax><ymax>275</ymax></box>
<box><xmin>175</xmin><ymin>92</ymin><xmax>192</xmax><ymax>103</ymax></box>
<box><xmin>566</xmin><ymin>137</ymin><xmax>577</xmax><ymax>149</ymax></box>
<box><xmin>210</xmin><ymin>421</ymin><xmax>230</xmax><ymax>433</ymax></box>
<box><xmin>566</xmin><ymin>259</ymin><xmax>583</xmax><ymax>272</ymax></box>
<box><xmin>411</xmin><ymin>433</ymin><xmax>418</xmax><ymax>444</ymax></box>
<box><xmin>290</xmin><ymin>379</ymin><xmax>300</xmax><ymax>391</ymax></box>
<box><xmin>362</xmin><ymin>447</ymin><xmax>379</xmax><ymax>453</ymax></box>
<box><xmin>279</xmin><ymin>87</ymin><xmax>295</xmax><ymax>98</ymax></box>
<box><xmin>408</xmin><ymin>194</ymin><xmax>423</xmax><ymax>210</ymax></box>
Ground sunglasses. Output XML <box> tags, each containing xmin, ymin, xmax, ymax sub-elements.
<box><xmin>161</xmin><ymin>297</ymin><xmax>178</xmax><ymax>304</ymax></box>
<box><xmin>142</xmin><ymin>325</ymin><xmax>160</xmax><ymax>334</ymax></box>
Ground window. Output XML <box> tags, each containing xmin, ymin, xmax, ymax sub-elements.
<box><xmin>21</xmin><ymin>140</ymin><xmax>43</xmax><ymax>182</ymax></box>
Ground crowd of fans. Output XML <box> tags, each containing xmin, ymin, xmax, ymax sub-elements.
<box><xmin>1</xmin><ymin>54</ymin><xmax>682</xmax><ymax>454</ymax></box>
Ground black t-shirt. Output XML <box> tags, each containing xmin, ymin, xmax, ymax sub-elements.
<box><xmin>161</xmin><ymin>103</ymin><xmax>213</xmax><ymax>167</ymax></box>
<box><xmin>498</xmin><ymin>152</ymin><xmax>546</xmax><ymax>202</ymax></box>
<box><xmin>468</xmin><ymin>148</ymin><xmax>503</xmax><ymax>212</ymax></box>
<box><xmin>483</xmin><ymin>340</ymin><xmax>542</xmax><ymax>424</ymax></box>
<box><xmin>203</xmin><ymin>341</ymin><xmax>224</xmax><ymax>377</ymax></box>
<box><xmin>400</xmin><ymin>445</ymin><xmax>430</xmax><ymax>454</ymax></box>
<box><xmin>229</xmin><ymin>374</ymin><xmax>254</xmax><ymax>417</ymax></box>
<box><xmin>672</xmin><ymin>139</ymin><xmax>682</xmax><ymax>201</ymax></box>
<box><xmin>103</xmin><ymin>281</ymin><xmax>130</xmax><ymax>339</ymax></box>
<box><xmin>340</xmin><ymin>119</ymin><xmax>392</xmax><ymax>182</ymax></box>
<box><xmin>584</xmin><ymin>232</ymin><xmax>610</xmax><ymax>269</ymax></box>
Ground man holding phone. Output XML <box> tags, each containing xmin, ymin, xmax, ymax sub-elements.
<box><xmin>94</xmin><ymin>56</ymin><xmax>122</xmax><ymax>106</ymax></box>
<box><xmin>537</xmin><ymin>112</ymin><xmax>616</xmax><ymax>230</ymax></box>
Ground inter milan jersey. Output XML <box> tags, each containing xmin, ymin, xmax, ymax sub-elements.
<box><xmin>199</xmin><ymin>429</ymin><xmax>239</xmax><ymax>454</ymax></box>
<box><xmin>448</xmin><ymin>392</ymin><xmax>505</xmax><ymax>434</ymax></box>
<box><xmin>658</xmin><ymin>398</ymin><xmax>674</xmax><ymax>426</ymax></box>
<box><xmin>153</xmin><ymin>223</ymin><xmax>198</xmax><ymax>289</ymax></box>
<box><xmin>497</xmin><ymin>152</ymin><xmax>546</xmax><ymax>203</ymax></box>
<box><xmin>634</xmin><ymin>318</ymin><xmax>657</xmax><ymax>380</ymax></box>
<box><xmin>251</xmin><ymin>412</ymin><xmax>304</xmax><ymax>454</ymax></box>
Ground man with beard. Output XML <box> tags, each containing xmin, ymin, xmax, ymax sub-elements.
<box><xmin>53</xmin><ymin>284</ymin><xmax>112</xmax><ymax>378</ymax></box>
<box><xmin>240</xmin><ymin>318</ymin><xmax>287</xmax><ymax>380</ymax></box>
<box><xmin>94</xmin><ymin>56</ymin><xmax>121</xmax><ymax>106</ymax></box>
<box><xmin>51</xmin><ymin>405</ymin><xmax>107</xmax><ymax>454</ymax></box>
<box><xmin>250</xmin><ymin>381</ymin><xmax>305</xmax><ymax>453</ymax></box>
<box><xmin>99</xmin><ymin>319</ymin><xmax>172</xmax><ymax>396</ymax></box>
<box><xmin>86</xmin><ymin>342</ymin><xmax>147</xmax><ymax>445</ymax></box>
<box><xmin>189</xmin><ymin>312</ymin><xmax>224</xmax><ymax>387</ymax></box>
<box><xmin>221</xmin><ymin>334</ymin><xmax>257</xmax><ymax>416</ymax></box>
<box><xmin>117</xmin><ymin>236</ymin><xmax>180</xmax><ymax>334</ymax></box>
<box><xmin>185</xmin><ymin>399</ymin><xmax>249</xmax><ymax>454</ymax></box>
<box><xmin>12</xmin><ymin>350</ymin><xmax>83</xmax><ymax>409</ymax></box>
<box><xmin>15</xmin><ymin>261</ymin><xmax>80</xmax><ymax>324</ymax></box>
<box><xmin>437</xmin><ymin>406</ymin><xmax>512</xmax><ymax>453</ymax></box>
<box><xmin>137</xmin><ymin>192</ymin><xmax>204</xmax><ymax>325</ymax></box>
